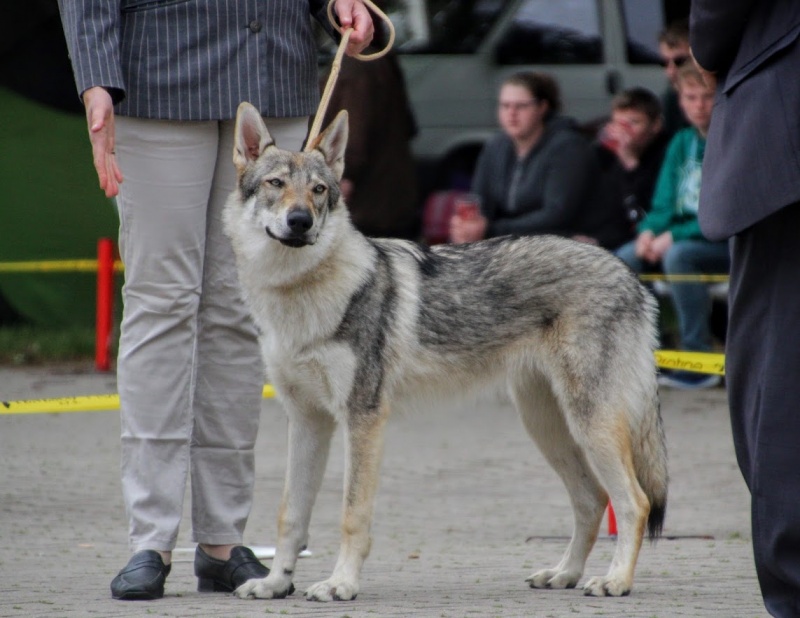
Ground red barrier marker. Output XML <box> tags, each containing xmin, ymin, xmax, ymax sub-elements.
<box><xmin>607</xmin><ymin>501</ymin><xmax>617</xmax><ymax>537</ymax></box>
<box><xmin>95</xmin><ymin>238</ymin><xmax>114</xmax><ymax>372</ymax></box>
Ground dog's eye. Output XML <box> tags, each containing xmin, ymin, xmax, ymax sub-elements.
<box><xmin>268</xmin><ymin>178</ymin><xmax>284</xmax><ymax>188</ymax></box>
<box><xmin>313</xmin><ymin>184</ymin><xmax>326</xmax><ymax>194</ymax></box>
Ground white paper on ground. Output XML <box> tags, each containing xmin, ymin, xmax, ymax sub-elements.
<box><xmin>173</xmin><ymin>546</ymin><xmax>312</xmax><ymax>560</ymax></box>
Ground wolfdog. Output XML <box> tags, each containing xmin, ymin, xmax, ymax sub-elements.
<box><xmin>223</xmin><ymin>102</ymin><xmax>668</xmax><ymax>602</ymax></box>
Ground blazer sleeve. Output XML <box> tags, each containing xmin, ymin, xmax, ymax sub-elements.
<box><xmin>690</xmin><ymin>0</ymin><xmax>757</xmax><ymax>73</ymax></box>
<box><xmin>57</xmin><ymin>0</ymin><xmax>125</xmax><ymax>103</ymax></box>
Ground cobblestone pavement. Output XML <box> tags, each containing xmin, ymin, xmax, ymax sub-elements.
<box><xmin>0</xmin><ymin>363</ymin><xmax>766</xmax><ymax>617</ymax></box>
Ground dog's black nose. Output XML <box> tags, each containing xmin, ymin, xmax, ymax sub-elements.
<box><xmin>286</xmin><ymin>209</ymin><xmax>313</xmax><ymax>234</ymax></box>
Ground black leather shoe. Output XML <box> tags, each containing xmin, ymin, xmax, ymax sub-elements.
<box><xmin>110</xmin><ymin>550</ymin><xmax>171</xmax><ymax>600</ymax></box>
<box><xmin>195</xmin><ymin>545</ymin><xmax>275</xmax><ymax>593</ymax></box>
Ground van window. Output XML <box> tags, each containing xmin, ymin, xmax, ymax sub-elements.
<box><xmin>622</xmin><ymin>0</ymin><xmax>665</xmax><ymax>64</ymax></box>
<box><xmin>395</xmin><ymin>0</ymin><xmax>507</xmax><ymax>54</ymax></box>
<box><xmin>495</xmin><ymin>0</ymin><xmax>603</xmax><ymax>65</ymax></box>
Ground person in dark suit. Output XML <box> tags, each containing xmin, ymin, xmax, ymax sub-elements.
<box><xmin>57</xmin><ymin>0</ymin><xmax>374</xmax><ymax>601</ymax></box>
<box><xmin>691</xmin><ymin>2</ymin><xmax>800</xmax><ymax>615</ymax></box>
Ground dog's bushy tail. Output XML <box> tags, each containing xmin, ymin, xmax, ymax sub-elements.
<box><xmin>633</xmin><ymin>292</ymin><xmax>668</xmax><ymax>542</ymax></box>
<box><xmin>629</xmin><ymin>376</ymin><xmax>669</xmax><ymax>543</ymax></box>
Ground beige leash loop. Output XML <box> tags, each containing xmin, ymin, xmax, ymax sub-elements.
<box><xmin>304</xmin><ymin>0</ymin><xmax>395</xmax><ymax>150</ymax></box>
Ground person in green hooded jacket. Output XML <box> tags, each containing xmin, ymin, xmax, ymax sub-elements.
<box><xmin>616</xmin><ymin>63</ymin><xmax>729</xmax><ymax>390</ymax></box>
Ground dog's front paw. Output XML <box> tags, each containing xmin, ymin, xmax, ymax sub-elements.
<box><xmin>305</xmin><ymin>577</ymin><xmax>359</xmax><ymax>602</ymax></box>
<box><xmin>526</xmin><ymin>568</ymin><xmax>581</xmax><ymax>589</ymax></box>
<box><xmin>235</xmin><ymin>574</ymin><xmax>295</xmax><ymax>600</ymax></box>
<box><xmin>582</xmin><ymin>574</ymin><xmax>631</xmax><ymax>597</ymax></box>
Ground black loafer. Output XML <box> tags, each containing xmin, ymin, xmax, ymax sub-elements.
<box><xmin>110</xmin><ymin>550</ymin><xmax>171</xmax><ymax>600</ymax></box>
<box><xmin>195</xmin><ymin>545</ymin><xmax>276</xmax><ymax>593</ymax></box>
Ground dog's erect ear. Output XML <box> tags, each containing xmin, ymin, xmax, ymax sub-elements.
<box><xmin>311</xmin><ymin>110</ymin><xmax>348</xmax><ymax>181</ymax></box>
<box><xmin>233</xmin><ymin>102</ymin><xmax>275</xmax><ymax>170</ymax></box>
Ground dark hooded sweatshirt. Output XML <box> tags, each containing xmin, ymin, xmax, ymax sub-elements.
<box><xmin>471</xmin><ymin>116</ymin><xmax>593</xmax><ymax>238</ymax></box>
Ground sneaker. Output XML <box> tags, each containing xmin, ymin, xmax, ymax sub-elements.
<box><xmin>657</xmin><ymin>371</ymin><xmax>721</xmax><ymax>390</ymax></box>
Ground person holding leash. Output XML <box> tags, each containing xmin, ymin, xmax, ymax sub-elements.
<box><xmin>57</xmin><ymin>0</ymin><xmax>373</xmax><ymax>601</ymax></box>
<box><xmin>691</xmin><ymin>1</ymin><xmax>800</xmax><ymax>615</ymax></box>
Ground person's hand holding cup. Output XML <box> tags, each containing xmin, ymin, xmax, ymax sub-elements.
<box><xmin>449</xmin><ymin>193</ymin><xmax>487</xmax><ymax>243</ymax></box>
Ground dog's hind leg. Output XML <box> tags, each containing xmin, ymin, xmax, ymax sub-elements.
<box><xmin>305</xmin><ymin>403</ymin><xmax>390</xmax><ymax>602</ymax></box>
<box><xmin>510</xmin><ymin>372</ymin><xmax>608</xmax><ymax>591</ymax></box>
<box><xmin>575</xmin><ymin>408</ymin><xmax>650</xmax><ymax>597</ymax></box>
<box><xmin>235</xmin><ymin>404</ymin><xmax>337</xmax><ymax>600</ymax></box>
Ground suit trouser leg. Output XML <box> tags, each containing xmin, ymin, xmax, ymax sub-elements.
<box><xmin>115</xmin><ymin>116</ymin><xmax>307</xmax><ymax>552</ymax></box>
<box><xmin>727</xmin><ymin>203</ymin><xmax>800</xmax><ymax>617</ymax></box>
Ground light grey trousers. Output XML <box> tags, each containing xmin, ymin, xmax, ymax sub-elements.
<box><xmin>114</xmin><ymin>115</ymin><xmax>307</xmax><ymax>553</ymax></box>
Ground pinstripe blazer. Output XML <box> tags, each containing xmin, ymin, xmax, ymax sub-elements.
<box><xmin>58</xmin><ymin>0</ymin><xmax>332</xmax><ymax>120</ymax></box>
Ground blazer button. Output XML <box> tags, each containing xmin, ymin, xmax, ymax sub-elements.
<box><xmin>249</xmin><ymin>20</ymin><xmax>262</xmax><ymax>33</ymax></box>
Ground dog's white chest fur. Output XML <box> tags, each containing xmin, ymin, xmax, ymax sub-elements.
<box><xmin>232</xmin><ymin>224</ymin><xmax>375</xmax><ymax>413</ymax></box>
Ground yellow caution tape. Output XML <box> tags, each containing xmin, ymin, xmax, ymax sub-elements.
<box><xmin>1</xmin><ymin>393</ymin><xmax>122</xmax><ymax>414</ymax></box>
<box><xmin>655</xmin><ymin>350</ymin><xmax>725</xmax><ymax>376</ymax></box>
<box><xmin>1</xmin><ymin>385</ymin><xmax>275</xmax><ymax>415</ymax></box>
<box><xmin>2</xmin><ymin>352</ymin><xmax>728</xmax><ymax>415</ymax></box>
<box><xmin>639</xmin><ymin>273</ymin><xmax>729</xmax><ymax>283</ymax></box>
<box><xmin>0</xmin><ymin>259</ymin><xmax>124</xmax><ymax>273</ymax></box>
<box><xmin>0</xmin><ymin>259</ymin><xmax>724</xmax><ymax>283</ymax></box>
<box><xmin>1</xmin><ymin>350</ymin><xmax>728</xmax><ymax>416</ymax></box>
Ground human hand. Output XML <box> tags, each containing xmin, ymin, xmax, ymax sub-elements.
<box><xmin>449</xmin><ymin>212</ymin><xmax>487</xmax><ymax>244</ymax></box>
<box><xmin>601</xmin><ymin>119</ymin><xmax>637</xmax><ymax>169</ymax></box>
<box><xmin>334</xmin><ymin>0</ymin><xmax>375</xmax><ymax>56</ymax></box>
<box><xmin>644</xmin><ymin>231</ymin><xmax>673</xmax><ymax>264</ymax></box>
<box><xmin>634</xmin><ymin>230</ymin><xmax>655</xmax><ymax>260</ymax></box>
<box><xmin>82</xmin><ymin>86</ymin><xmax>123</xmax><ymax>198</ymax></box>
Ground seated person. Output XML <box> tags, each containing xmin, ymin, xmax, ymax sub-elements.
<box><xmin>449</xmin><ymin>71</ymin><xmax>593</xmax><ymax>243</ymax></box>
<box><xmin>658</xmin><ymin>18</ymin><xmax>691</xmax><ymax>138</ymax></box>
<box><xmin>574</xmin><ymin>87</ymin><xmax>670</xmax><ymax>250</ymax></box>
<box><xmin>615</xmin><ymin>64</ymin><xmax>730</xmax><ymax>390</ymax></box>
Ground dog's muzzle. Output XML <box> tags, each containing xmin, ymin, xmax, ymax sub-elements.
<box><xmin>266</xmin><ymin>208</ymin><xmax>315</xmax><ymax>248</ymax></box>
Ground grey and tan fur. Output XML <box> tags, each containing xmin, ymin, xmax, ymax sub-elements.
<box><xmin>223</xmin><ymin>102</ymin><xmax>668</xmax><ymax>602</ymax></box>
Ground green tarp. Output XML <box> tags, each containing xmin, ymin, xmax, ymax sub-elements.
<box><xmin>0</xmin><ymin>87</ymin><xmax>120</xmax><ymax>327</ymax></box>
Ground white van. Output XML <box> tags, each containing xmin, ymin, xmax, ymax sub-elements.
<box><xmin>381</xmin><ymin>0</ymin><xmax>688</xmax><ymax>193</ymax></box>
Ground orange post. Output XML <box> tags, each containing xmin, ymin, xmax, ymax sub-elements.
<box><xmin>607</xmin><ymin>501</ymin><xmax>617</xmax><ymax>537</ymax></box>
<box><xmin>95</xmin><ymin>238</ymin><xmax>114</xmax><ymax>372</ymax></box>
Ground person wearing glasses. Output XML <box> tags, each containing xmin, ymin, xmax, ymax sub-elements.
<box><xmin>449</xmin><ymin>71</ymin><xmax>593</xmax><ymax>243</ymax></box>
<box><xmin>658</xmin><ymin>18</ymin><xmax>692</xmax><ymax>138</ymax></box>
